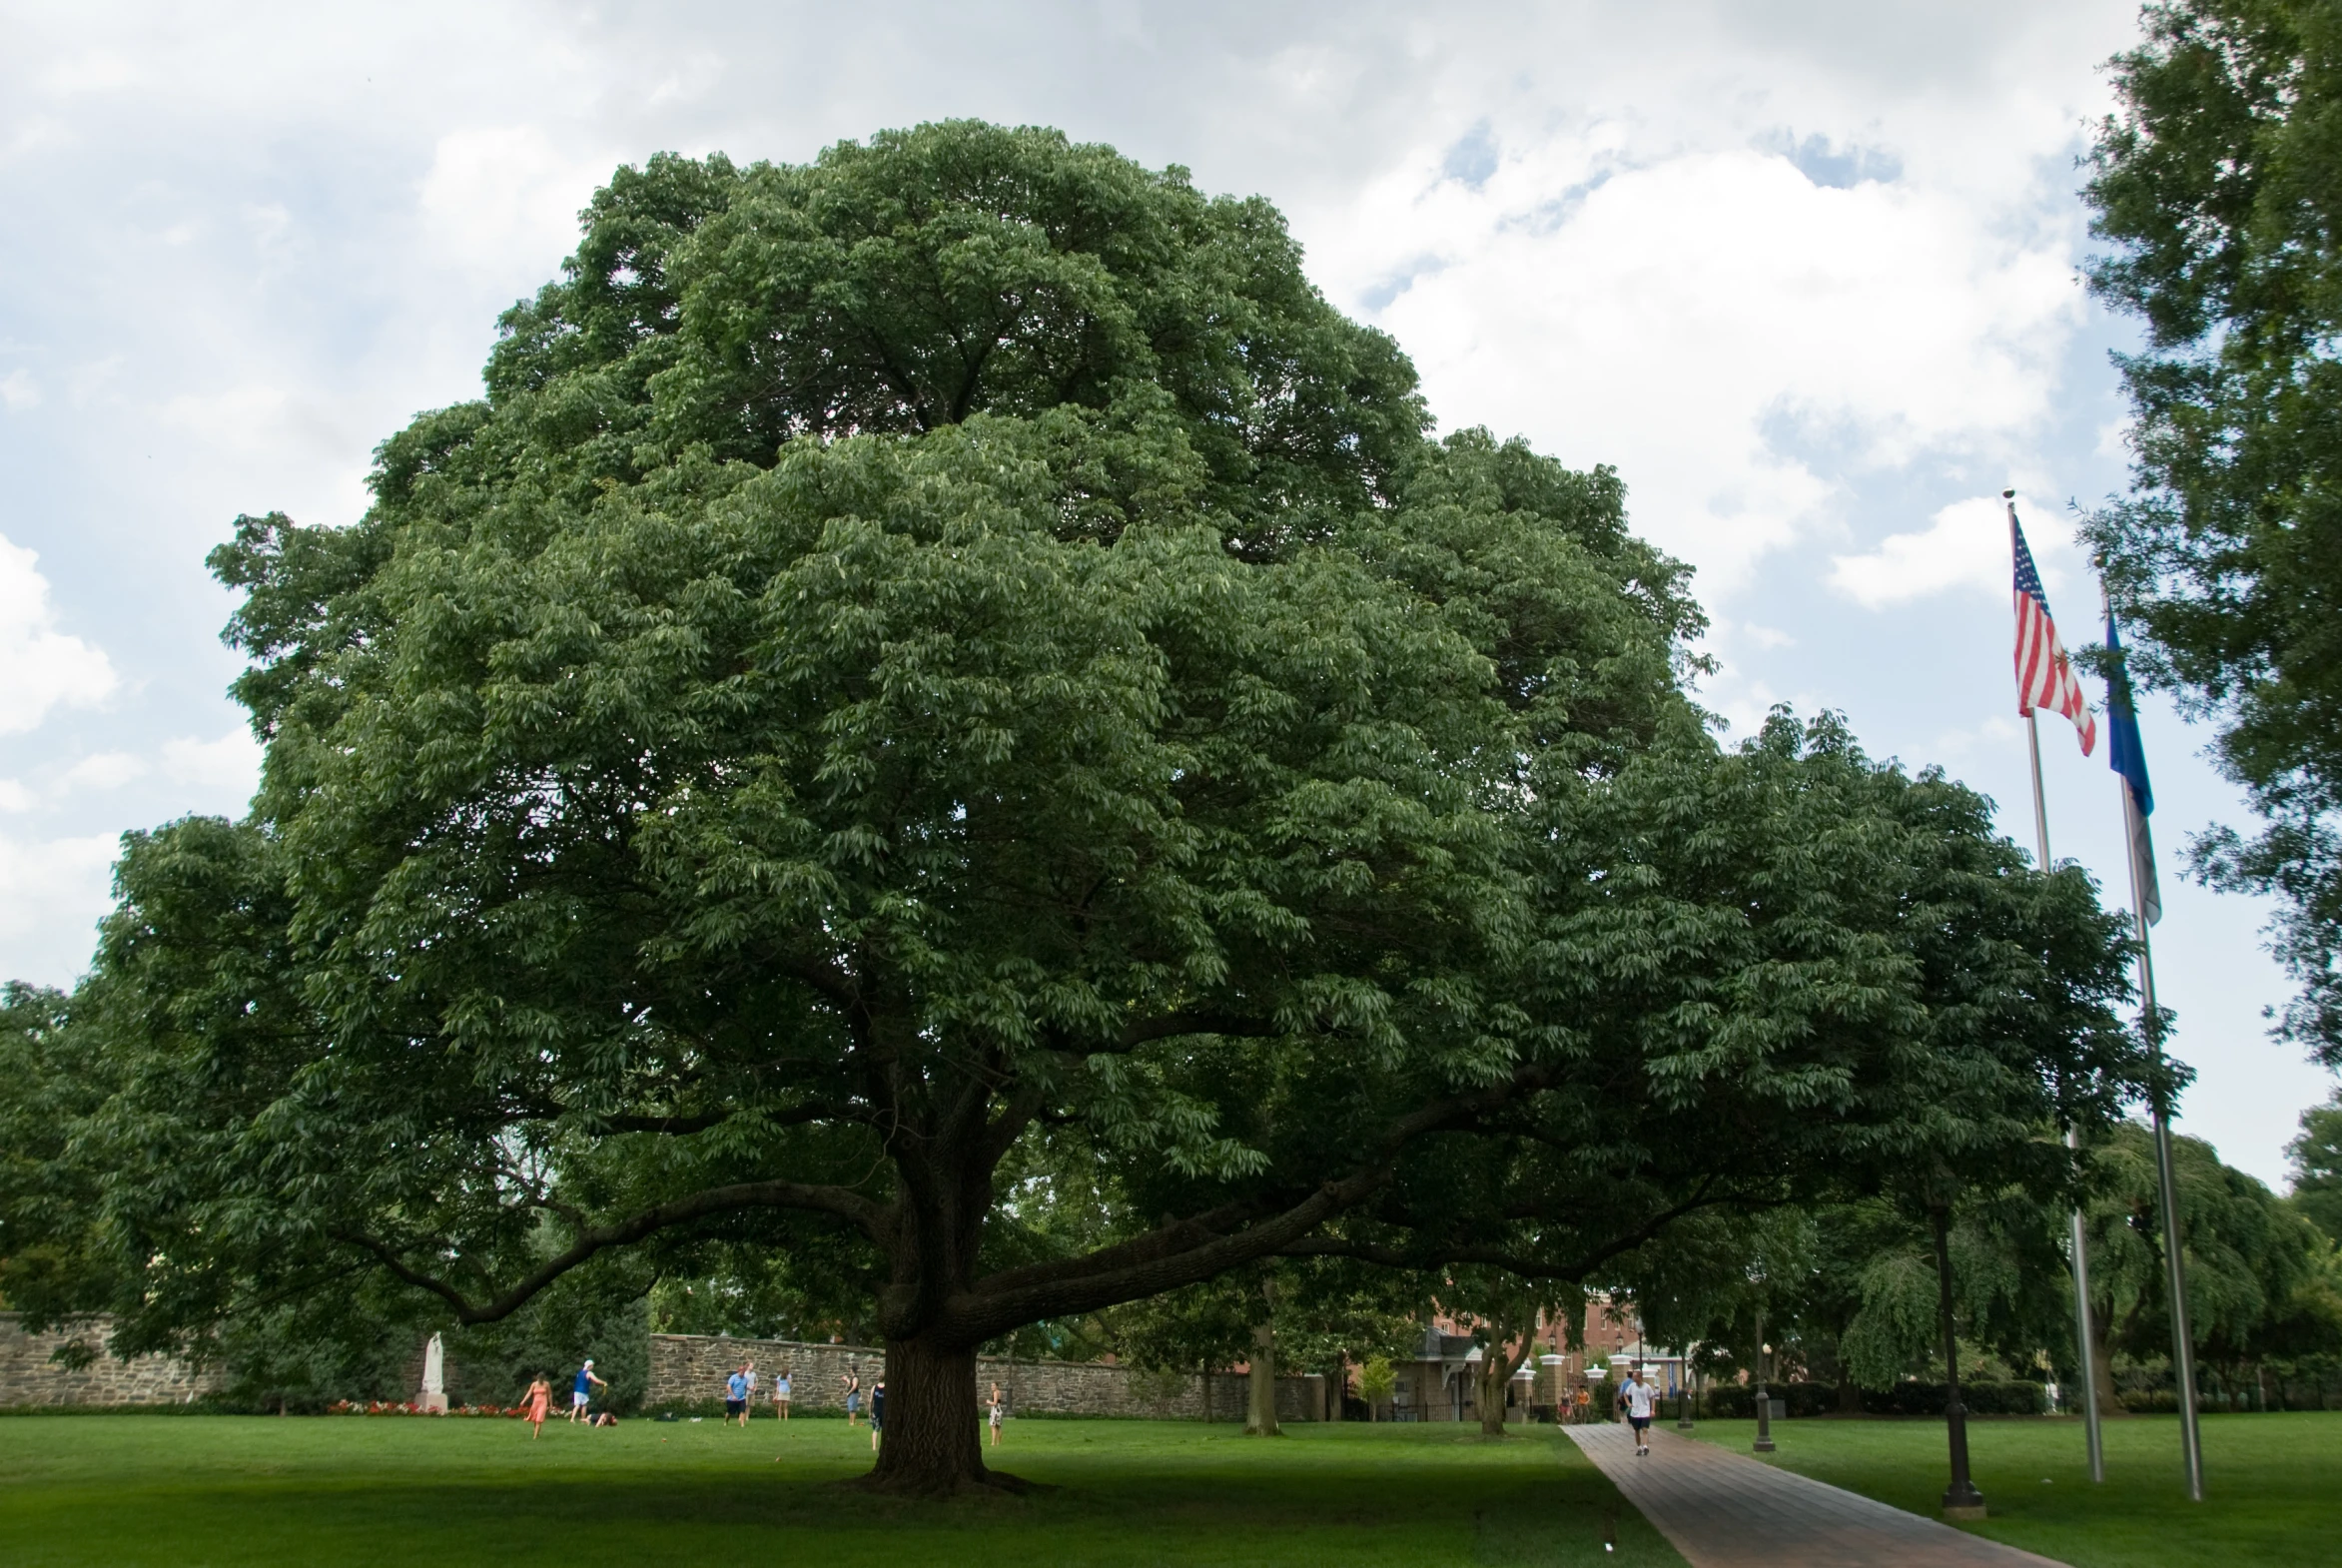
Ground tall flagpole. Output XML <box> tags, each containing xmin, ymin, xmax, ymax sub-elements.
<box><xmin>2132</xmin><ymin>806</ymin><xmax>2205</xmax><ymax>1500</ymax></box>
<box><xmin>2026</xmin><ymin>710</ymin><xmax>2107</xmax><ymax>1485</ymax></box>
<box><xmin>2010</xmin><ymin>493</ymin><xmax>2105</xmax><ymax>1484</ymax></box>
<box><xmin>2101</xmin><ymin>585</ymin><xmax>2206</xmax><ymax>1501</ymax></box>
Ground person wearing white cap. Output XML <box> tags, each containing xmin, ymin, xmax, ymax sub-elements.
<box><xmin>569</xmin><ymin>1358</ymin><xmax>607</xmax><ymax>1422</ymax></box>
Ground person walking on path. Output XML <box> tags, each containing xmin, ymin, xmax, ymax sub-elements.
<box><xmin>842</xmin><ymin>1370</ymin><xmax>862</xmax><ymax>1427</ymax></box>
<box><xmin>772</xmin><ymin>1367</ymin><xmax>791</xmax><ymax>1420</ymax></box>
<box><xmin>988</xmin><ymin>1382</ymin><xmax>1006</xmax><ymax>1448</ymax></box>
<box><xmin>726</xmin><ymin>1366</ymin><xmax>751</xmax><ymax>1426</ymax></box>
<box><xmin>869</xmin><ymin>1379</ymin><xmax>886</xmax><ymax>1451</ymax></box>
<box><xmin>568</xmin><ymin>1359</ymin><xmax>607</xmax><ymax>1423</ymax></box>
<box><xmin>524</xmin><ymin>1375</ymin><xmax>551</xmax><ymax>1439</ymax></box>
<box><xmin>1624</xmin><ymin>1367</ymin><xmax>1655</xmax><ymax>1455</ymax></box>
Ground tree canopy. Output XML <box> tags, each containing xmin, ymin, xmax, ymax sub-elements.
<box><xmin>2083</xmin><ymin>0</ymin><xmax>2342</xmax><ymax>1061</ymax></box>
<box><xmin>2291</xmin><ymin>1092</ymin><xmax>2342</xmax><ymax>1242</ymax></box>
<box><xmin>32</xmin><ymin>122</ymin><xmax>2152</xmax><ymax>1492</ymax></box>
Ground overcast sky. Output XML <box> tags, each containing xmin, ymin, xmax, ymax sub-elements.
<box><xmin>0</xmin><ymin>0</ymin><xmax>2328</xmax><ymax>1185</ymax></box>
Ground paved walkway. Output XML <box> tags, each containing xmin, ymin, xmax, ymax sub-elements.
<box><xmin>1566</xmin><ymin>1423</ymin><xmax>2067</xmax><ymax>1568</ymax></box>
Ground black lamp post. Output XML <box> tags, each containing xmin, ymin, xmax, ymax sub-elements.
<box><xmin>1933</xmin><ymin>1204</ymin><xmax>1985</xmax><ymax>1519</ymax></box>
<box><xmin>1752</xmin><ymin>1302</ymin><xmax>1775</xmax><ymax>1454</ymax></box>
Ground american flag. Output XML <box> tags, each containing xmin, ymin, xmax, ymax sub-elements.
<box><xmin>2008</xmin><ymin>497</ymin><xmax>2096</xmax><ymax>756</ymax></box>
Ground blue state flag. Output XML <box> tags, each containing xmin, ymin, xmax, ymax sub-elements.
<box><xmin>2104</xmin><ymin>612</ymin><xmax>2160</xmax><ymax>927</ymax></box>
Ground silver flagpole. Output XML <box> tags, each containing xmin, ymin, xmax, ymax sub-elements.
<box><xmin>2011</xmin><ymin>494</ymin><xmax>2105</xmax><ymax>1483</ymax></box>
<box><xmin>2123</xmin><ymin>764</ymin><xmax>2206</xmax><ymax>1501</ymax></box>
<box><xmin>2026</xmin><ymin>712</ymin><xmax>2106</xmax><ymax>1485</ymax></box>
<box><xmin>2098</xmin><ymin>577</ymin><xmax>2204</xmax><ymax>1500</ymax></box>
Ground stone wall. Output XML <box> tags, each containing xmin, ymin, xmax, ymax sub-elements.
<box><xmin>648</xmin><ymin>1333</ymin><xmax>1324</xmax><ymax>1421</ymax></box>
<box><xmin>0</xmin><ymin>1314</ymin><xmax>223</xmax><ymax>1408</ymax></box>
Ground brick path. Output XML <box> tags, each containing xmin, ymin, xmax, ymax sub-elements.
<box><xmin>1566</xmin><ymin>1422</ymin><xmax>2067</xmax><ymax>1568</ymax></box>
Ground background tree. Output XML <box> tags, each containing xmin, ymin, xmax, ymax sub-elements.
<box><xmin>1436</xmin><ymin>1267</ymin><xmax>1567</xmax><ymax>1435</ymax></box>
<box><xmin>2063</xmin><ymin>1120</ymin><xmax>2336</xmax><ymax>1410</ymax></box>
<box><xmin>0</xmin><ymin>985</ymin><xmax>114</xmax><ymax>1326</ymax></box>
<box><xmin>2290</xmin><ymin>1092</ymin><xmax>2342</xmax><ymax>1241</ymax></box>
<box><xmin>2083</xmin><ymin>0</ymin><xmax>2342</xmax><ymax>1060</ymax></box>
<box><xmin>59</xmin><ymin>123</ymin><xmax>2148</xmax><ymax>1495</ymax></box>
<box><xmin>1355</xmin><ymin>1353</ymin><xmax>1397</xmax><ymax>1419</ymax></box>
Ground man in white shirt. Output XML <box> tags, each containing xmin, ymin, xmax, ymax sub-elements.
<box><xmin>1624</xmin><ymin>1367</ymin><xmax>1655</xmax><ymax>1455</ymax></box>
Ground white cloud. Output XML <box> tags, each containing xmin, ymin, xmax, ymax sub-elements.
<box><xmin>0</xmin><ymin>829</ymin><xmax>119</xmax><ymax>972</ymax></box>
<box><xmin>55</xmin><ymin>751</ymin><xmax>146</xmax><ymax>794</ymax></box>
<box><xmin>1342</xmin><ymin>139</ymin><xmax>2083</xmax><ymax>590</ymax></box>
<box><xmin>162</xmin><ymin>728</ymin><xmax>263</xmax><ymax>794</ymax></box>
<box><xmin>0</xmin><ymin>369</ymin><xmax>38</xmax><ymax>410</ymax></box>
<box><xmin>160</xmin><ymin>382</ymin><xmax>289</xmax><ymax>450</ymax></box>
<box><xmin>0</xmin><ymin>535</ymin><xmax>116</xmax><ymax>734</ymax></box>
<box><xmin>1828</xmin><ymin>495</ymin><xmax>2011</xmax><ymax>608</ymax></box>
<box><xmin>418</xmin><ymin>125</ymin><xmax>605</xmax><ymax>280</ymax></box>
<box><xmin>0</xmin><ymin>780</ymin><xmax>34</xmax><ymax>812</ymax></box>
<box><xmin>39</xmin><ymin>52</ymin><xmax>140</xmax><ymax>97</ymax></box>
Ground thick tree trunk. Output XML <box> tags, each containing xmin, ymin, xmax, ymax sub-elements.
<box><xmin>1246</xmin><ymin>1320</ymin><xmax>1281</xmax><ymax>1435</ymax></box>
<box><xmin>1837</xmin><ymin>1364</ymin><xmax>1863</xmax><ymax>1414</ymax></box>
<box><xmin>1478</xmin><ymin>1357</ymin><xmax>1509</xmax><ymax>1435</ymax></box>
<box><xmin>864</xmin><ymin>1334</ymin><xmax>1021</xmax><ymax>1495</ymax></box>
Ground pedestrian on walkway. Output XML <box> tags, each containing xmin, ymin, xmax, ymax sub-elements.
<box><xmin>1625</xmin><ymin>1366</ymin><xmax>1655</xmax><ymax>1455</ymax></box>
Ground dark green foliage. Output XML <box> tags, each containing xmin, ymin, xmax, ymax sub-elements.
<box><xmin>2083</xmin><ymin>0</ymin><xmax>2342</xmax><ymax>1060</ymax></box>
<box><xmin>0</xmin><ymin>985</ymin><xmax>114</xmax><ymax>1325</ymax></box>
<box><xmin>23</xmin><ymin>121</ymin><xmax>2154</xmax><ymax>1489</ymax></box>
<box><xmin>2075</xmin><ymin>1121</ymin><xmax>2339</xmax><ymax>1392</ymax></box>
<box><xmin>2290</xmin><ymin>1092</ymin><xmax>2342</xmax><ymax>1241</ymax></box>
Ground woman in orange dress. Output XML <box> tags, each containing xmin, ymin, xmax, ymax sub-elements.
<box><xmin>524</xmin><ymin>1375</ymin><xmax>552</xmax><ymax>1438</ymax></box>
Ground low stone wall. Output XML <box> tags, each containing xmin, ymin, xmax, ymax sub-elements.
<box><xmin>648</xmin><ymin>1333</ymin><xmax>1324</xmax><ymax>1421</ymax></box>
<box><xmin>0</xmin><ymin>1314</ymin><xmax>223</xmax><ymax>1408</ymax></box>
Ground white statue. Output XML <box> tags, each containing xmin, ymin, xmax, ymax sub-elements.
<box><xmin>418</xmin><ymin>1332</ymin><xmax>448</xmax><ymax>1412</ymax></box>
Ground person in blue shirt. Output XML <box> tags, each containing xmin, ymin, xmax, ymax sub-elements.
<box><xmin>569</xmin><ymin>1359</ymin><xmax>607</xmax><ymax>1423</ymax></box>
<box><xmin>725</xmin><ymin>1366</ymin><xmax>750</xmax><ymax>1425</ymax></box>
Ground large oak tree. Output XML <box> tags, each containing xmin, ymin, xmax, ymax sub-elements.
<box><xmin>63</xmin><ymin>123</ymin><xmax>2146</xmax><ymax>1492</ymax></box>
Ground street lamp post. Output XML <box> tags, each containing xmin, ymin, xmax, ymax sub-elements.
<box><xmin>1752</xmin><ymin>1303</ymin><xmax>1775</xmax><ymax>1454</ymax></box>
<box><xmin>1933</xmin><ymin>1205</ymin><xmax>1986</xmax><ymax>1520</ymax></box>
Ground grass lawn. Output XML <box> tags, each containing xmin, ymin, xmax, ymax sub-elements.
<box><xmin>0</xmin><ymin>1414</ymin><xmax>1685</xmax><ymax>1567</ymax></box>
<box><xmin>1689</xmin><ymin>1412</ymin><xmax>2341</xmax><ymax>1566</ymax></box>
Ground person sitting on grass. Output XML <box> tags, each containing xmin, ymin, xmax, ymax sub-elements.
<box><xmin>524</xmin><ymin>1375</ymin><xmax>551</xmax><ymax>1440</ymax></box>
<box><xmin>569</xmin><ymin>1360</ymin><xmax>607</xmax><ymax>1423</ymax></box>
<box><xmin>869</xmin><ymin>1379</ymin><xmax>885</xmax><ymax>1451</ymax></box>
